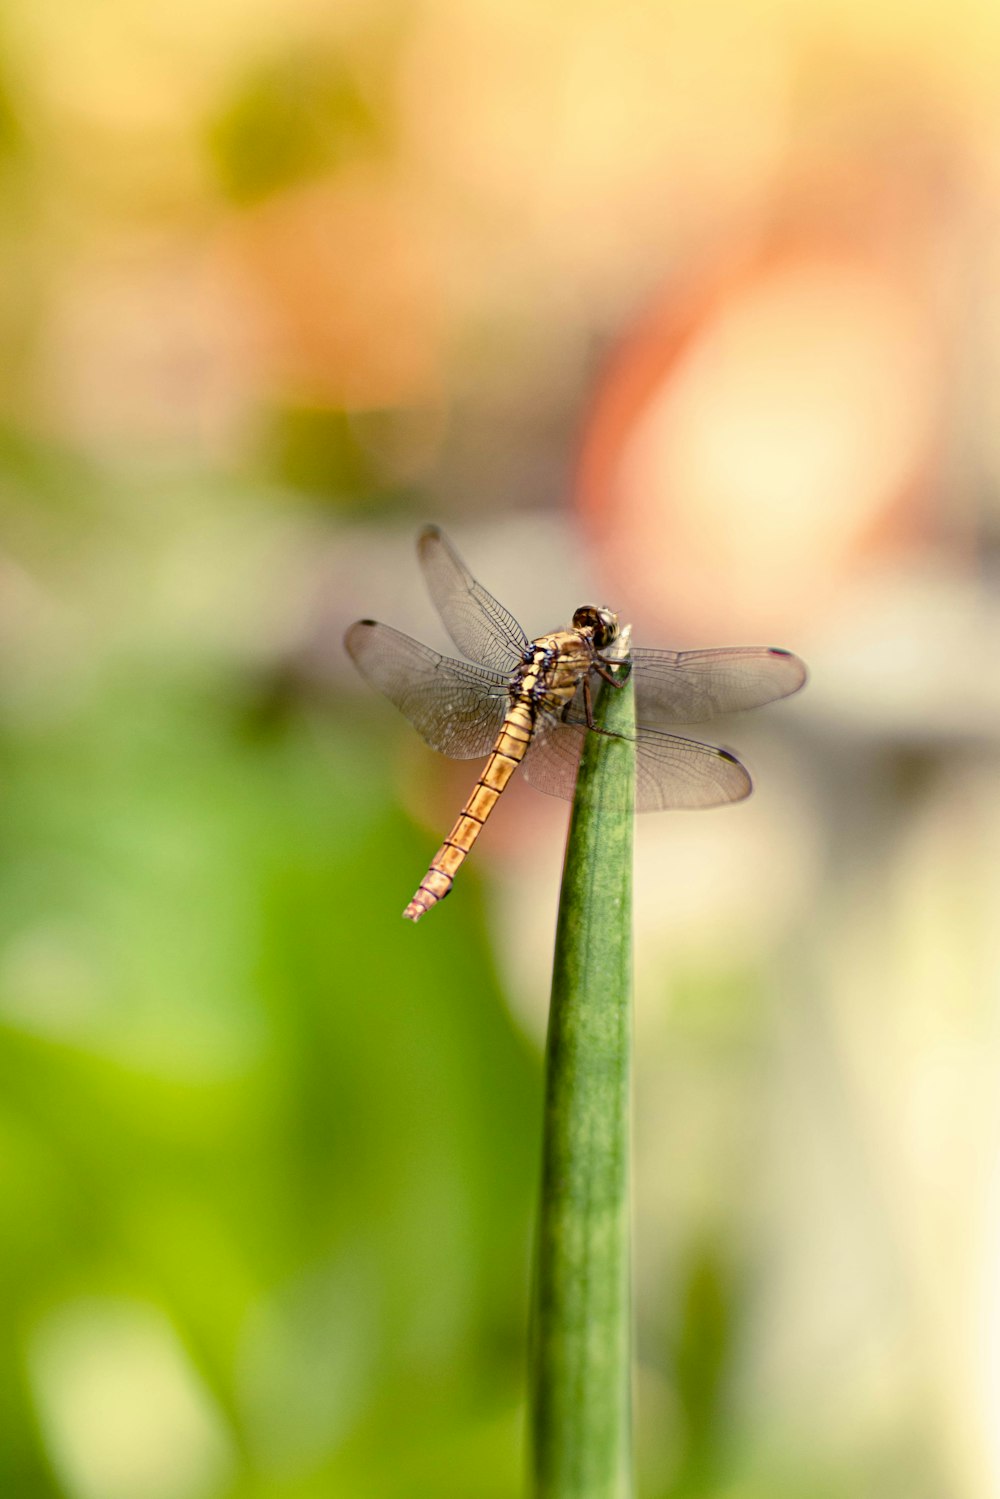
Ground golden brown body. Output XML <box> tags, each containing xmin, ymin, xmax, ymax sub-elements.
<box><xmin>403</xmin><ymin>625</ymin><xmax>605</xmax><ymax>921</ymax></box>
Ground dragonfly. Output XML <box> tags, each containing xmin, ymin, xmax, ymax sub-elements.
<box><xmin>345</xmin><ymin>526</ymin><xmax>806</xmax><ymax>921</ymax></box>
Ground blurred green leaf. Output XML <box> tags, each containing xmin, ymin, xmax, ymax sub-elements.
<box><xmin>670</xmin><ymin>1238</ymin><xmax>735</xmax><ymax>1496</ymax></box>
<box><xmin>0</xmin><ymin>638</ymin><xmax>540</xmax><ymax>1495</ymax></box>
<box><xmin>264</xmin><ymin>405</ymin><xmax>410</xmax><ymax>511</ymax></box>
<box><xmin>209</xmin><ymin>51</ymin><xmax>386</xmax><ymax>203</ymax></box>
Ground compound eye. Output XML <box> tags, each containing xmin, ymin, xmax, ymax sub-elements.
<box><xmin>573</xmin><ymin>604</ymin><xmax>620</xmax><ymax>647</ymax></box>
<box><xmin>594</xmin><ymin>610</ymin><xmax>619</xmax><ymax>648</ymax></box>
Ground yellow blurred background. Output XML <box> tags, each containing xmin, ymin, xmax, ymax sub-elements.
<box><xmin>2</xmin><ymin>1</ymin><xmax>1000</xmax><ymax>1495</ymax></box>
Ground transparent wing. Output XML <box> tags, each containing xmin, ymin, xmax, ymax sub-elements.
<box><xmin>632</xmin><ymin>727</ymin><xmax>751</xmax><ymax>810</ymax></box>
<box><xmin>522</xmin><ymin>714</ymin><xmax>752</xmax><ymax>811</ymax></box>
<box><xmin>519</xmin><ymin>718</ymin><xmax>586</xmax><ymax>801</ymax></box>
<box><xmin>345</xmin><ymin>620</ymin><xmax>509</xmax><ymax>759</ymax></box>
<box><xmin>417</xmin><ymin>524</ymin><xmax>530</xmax><ymax>672</ymax></box>
<box><xmin>621</xmin><ymin>646</ymin><xmax>807</xmax><ymax>725</ymax></box>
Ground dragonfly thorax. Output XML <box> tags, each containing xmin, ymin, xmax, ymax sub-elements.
<box><xmin>572</xmin><ymin>605</ymin><xmax>619</xmax><ymax>650</ymax></box>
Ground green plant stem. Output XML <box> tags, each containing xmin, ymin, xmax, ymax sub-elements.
<box><xmin>530</xmin><ymin>659</ymin><xmax>635</xmax><ymax>1499</ymax></box>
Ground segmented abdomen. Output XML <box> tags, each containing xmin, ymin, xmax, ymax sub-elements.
<box><xmin>402</xmin><ymin>697</ymin><xmax>534</xmax><ymax>921</ymax></box>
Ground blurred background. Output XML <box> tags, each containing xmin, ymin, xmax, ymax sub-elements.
<box><xmin>2</xmin><ymin>0</ymin><xmax>1000</xmax><ymax>1495</ymax></box>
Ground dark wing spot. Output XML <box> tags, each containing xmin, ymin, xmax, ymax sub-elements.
<box><xmin>768</xmin><ymin>647</ymin><xmax>792</xmax><ymax>657</ymax></box>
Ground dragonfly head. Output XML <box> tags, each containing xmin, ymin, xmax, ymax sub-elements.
<box><xmin>572</xmin><ymin>605</ymin><xmax>619</xmax><ymax>650</ymax></box>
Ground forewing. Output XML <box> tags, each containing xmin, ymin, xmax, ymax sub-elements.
<box><xmin>417</xmin><ymin>524</ymin><xmax>530</xmax><ymax>672</ymax></box>
<box><xmin>345</xmin><ymin>620</ymin><xmax>508</xmax><ymax>759</ymax></box>
<box><xmin>522</xmin><ymin>713</ymin><xmax>751</xmax><ymax>810</ymax></box>
<box><xmin>627</xmin><ymin>646</ymin><xmax>807</xmax><ymax>724</ymax></box>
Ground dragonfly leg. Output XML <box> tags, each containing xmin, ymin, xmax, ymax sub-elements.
<box><xmin>580</xmin><ymin>674</ymin><xmax>628</xmax><ymax>738</ymax></box>
<box><xmin>593</xmin><ymin>653</ymin><xmax>631</xmax><ymax>685</ymax></box>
